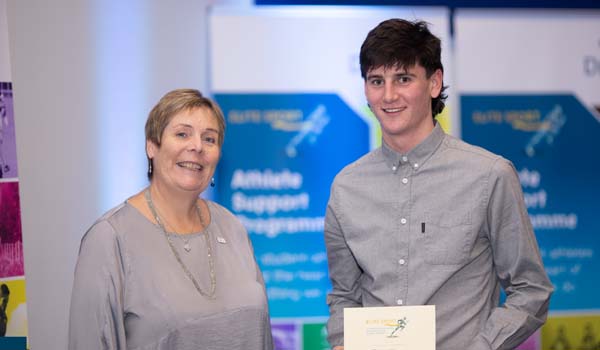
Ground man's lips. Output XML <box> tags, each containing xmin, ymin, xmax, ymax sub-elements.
<box><xmin>381</xmin><ymin>107</ymin><xmax>406</xmax><ymax>113</ymax></box>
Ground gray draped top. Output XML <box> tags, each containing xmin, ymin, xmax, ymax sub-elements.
<box><xmin>69</xmin><ymin>200</ymin><xmax>273</xmax><ymax>350</ymax></box>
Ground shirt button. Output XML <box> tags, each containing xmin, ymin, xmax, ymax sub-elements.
<box><xmin>392</xmin><ymin>166</ymin><xmax>397</xmax><ymax>171</ymax></box>
<box><xmin>401</xmin><ymin>156</ymin><xmax>408</xmax><ymax>162</ymax></box>
<box><xmin>398</xmin><ymin>259</ymin><xmax>405</xmax><ymax>265</ymax></box>
<box><xmin>401</xmin><ymin>178</ymin><xmax>408</xmax><ymax>184</ymax></box>
<box><xmin>396</xmin><ymin>299</ymin><xmax>403</xmax><ymax>305</ymax></box>
<box><xmin>400</xmin><ymin>218</ymin><xmax>407</xmax><ymax>224</ymax></box>
<box><xmin>413</xmin><ymin>163</ymin><xmax>419</xmax><ymax>169</ymax></box>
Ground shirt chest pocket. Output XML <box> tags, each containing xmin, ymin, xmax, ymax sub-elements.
<box><xmin>423</xmin><ymin>211</ymin><xmax>474</xmax><ymax>265</ymax></box>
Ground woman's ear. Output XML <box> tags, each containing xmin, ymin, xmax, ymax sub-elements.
<box><xmin>146</xmin><ymin>140</ymin><xmax>158</xmax><ymax>159</ymax></box>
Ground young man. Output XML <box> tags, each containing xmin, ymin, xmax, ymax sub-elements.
<box><xmin>324</xmin><ymin>19</ymin><xmax>553</xmax><ymax>350</ymax></box>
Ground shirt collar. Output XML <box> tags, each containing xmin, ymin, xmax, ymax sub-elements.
<box><xmin>381</xmin><ymin>123</ymin><xmax>446</xmax><ymax>172</ymax></box>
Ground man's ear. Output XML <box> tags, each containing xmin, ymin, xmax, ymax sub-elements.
<box><xmin>430</xmin><ymin>69</ymin><xmax>443</xmax><ymax>98</ymax></box>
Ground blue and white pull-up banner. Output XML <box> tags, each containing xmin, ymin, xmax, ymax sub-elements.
<box><xmin>456</xmin><ymin>10</ymin><xmax>600</xmax><ymax>350</ymax></box>
<box><xmin>461</xmin><ymin>94</ymin><xmax>600</xmax><ymax>309</ymax></box>
<box><xmin>209</xmin><ymin>8</ymin><xmax>450</xmax><ymax>344</ymax></box>
<box><xmin>214</xmin><ymin>93</ymin><xmax>368</xmax><ymax>317</ymax></box>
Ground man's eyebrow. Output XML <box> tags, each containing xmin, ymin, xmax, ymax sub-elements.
<box><xmin>366</xmin><ymin>73</ymin><xmax>383</xmax><ymax>79</ymax></box>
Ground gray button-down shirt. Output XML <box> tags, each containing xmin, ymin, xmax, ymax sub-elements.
<box><xmin>325</xmin><ymin>124</ymin><xmax>553</xmax><ymax>350</ymax></box>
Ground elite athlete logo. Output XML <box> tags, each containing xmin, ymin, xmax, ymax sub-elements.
<box><xmin>387</xmin><ymin>317</ymin><xmax>408</xmax><ymax>338</ymax></box>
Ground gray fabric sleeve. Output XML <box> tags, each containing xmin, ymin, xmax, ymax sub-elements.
<box><xmin>476</xmin><ymin>159</ymin><xmax>553</xmax><ymax>350</ymax></box>
<box><xmin>324</xmin><ymin>186</ymin><xmax>363</xmax><ymax>348</ymax></box>
<box><xmin>69</xmin><ymin>220</ymin><xmax>127</xmax><ymax>350</ymax></box>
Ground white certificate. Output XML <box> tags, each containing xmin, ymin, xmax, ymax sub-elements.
<box><xmin>344</xmin><ymin>305</ymin><xmax>436</xmax><ymax>350</ymax></box>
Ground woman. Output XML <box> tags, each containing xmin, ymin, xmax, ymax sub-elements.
<box><xmin>69</xmin><ymin>89</ymin><xmax>273</xmax><ymax>350</ymax></box>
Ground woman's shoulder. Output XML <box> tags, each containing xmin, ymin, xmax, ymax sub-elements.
<box><xmin>98</xmin><ymin>202</ymin><xmax>130</xmax><ymax>221</ymax></box>
<box><xmin>81</xmin><ymin>202</ymin><xmax>135</xmax><ymax>245</ymax></box>
<box><xmin>205</xmin><ymin>200</ymin><xmax>237</xmax><ymax>221</ymax></box>
<box><xmin>75</xmin><ymin>203</ymin><xmax>134</xmax><ymax>262</ymax></box>
<box><xmin>205</xmin><ymin>200</ymin><xmax>248</xmax><ymax>236</ymax></box>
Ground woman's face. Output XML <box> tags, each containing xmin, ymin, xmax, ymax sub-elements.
<box><xmin>147</xmin><ymin>107</ymin><xmax>221</xmax><ymax>194</ymax></box>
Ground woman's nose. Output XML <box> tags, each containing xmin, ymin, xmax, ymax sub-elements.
<box><xmin>189</xmin><ymin>135</ymin><xmax>203</xmax><ymax>153</ymax></box>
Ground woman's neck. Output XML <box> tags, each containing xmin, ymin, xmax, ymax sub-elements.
<box><xmin>147</xmin><ymin>182</ymin><xmax>202</xmax><ymax>233</ymax></box>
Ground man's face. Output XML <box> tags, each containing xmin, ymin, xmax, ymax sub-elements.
<box><xmin>364</xmin><ymin>63</ymin><xmax>442</xmax><ymax>152</ymax></box>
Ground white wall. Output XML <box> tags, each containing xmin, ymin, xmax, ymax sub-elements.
<box><xmin>6</xmin><ymin>0</ymin><xmax>211</xmax><ymax>348</ymax></box>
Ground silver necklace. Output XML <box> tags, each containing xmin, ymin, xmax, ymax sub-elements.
<box><xmin>180</xmin><ymin>236</ymin><xmax>192</xmax><ymax>252</ymax></box>
<box><xmin>144</xmin><ymin>188</ymin><xmax>216</xmax><ymax>299</ymax></box>
<box><xmin>158</xmin><ymin>215</ymin><xmax>193</xmax><ymax>252</ymax></box>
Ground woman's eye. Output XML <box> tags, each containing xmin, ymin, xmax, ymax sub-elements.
<box><xmin>176</xmin><ymin>132</ymin><xmax>188</xmax><ymax>138</ymax></box>
<box><xmin>203</xmin><ymin>136</ymin><xmax>217</xmax><ymax>144</ymax></box>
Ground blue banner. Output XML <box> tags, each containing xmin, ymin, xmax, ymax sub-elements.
<box><xmin>214</xmin><ymin>93</ymin><xmax>369</xmax><ymax>317</ymax></box>
<box><xmin>461</xmin><ymin>94</ymin><xmax>600</xmax><ymax>311</ymax></box>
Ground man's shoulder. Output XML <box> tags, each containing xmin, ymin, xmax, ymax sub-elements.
<box><xmin>334</xmin><ymin>148</ymin><xmax>383</xmax><ymax>181</ymax></box>
<box><xmin>442</xmin><ymin>134</ymin><xmax>516</xmax><ymax>176</ymax></box>
<box><xmin>442</xmin><ymin>134</ymin><xmax>504</xmax><ymax>163</ymax></box>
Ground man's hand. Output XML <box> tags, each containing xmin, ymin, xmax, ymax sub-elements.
<box><xmin>332</xmin><ymin>347</ymin><xmax>344</xmax><ymax>350</ymax></box>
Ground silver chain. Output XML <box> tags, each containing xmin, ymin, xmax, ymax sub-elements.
<box><xmin>144</xmin><ymin>188</ymin><xmax>216</xmax><ymax>299</ymax></box>
<box><xmin>150</xmin><ymin>204</ymin><xmax>193</xmax><ymax>252</ymax></box>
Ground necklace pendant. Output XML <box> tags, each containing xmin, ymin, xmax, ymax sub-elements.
<box><xmin>183</xmin><ymin>242</ymin><xmax>191</xmax><ymax>252</ymax></box>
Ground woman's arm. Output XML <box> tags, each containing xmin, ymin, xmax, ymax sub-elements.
<box><xmin>69</xmin><ymin>220</ymin><xmax>127</xmax><ymax>350</ymax></box>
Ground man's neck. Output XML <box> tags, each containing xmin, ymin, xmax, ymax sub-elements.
<box><xmin>383</xmin><ymin>121</ymin><xmax>436</xmax><ymax>154</ymax></box>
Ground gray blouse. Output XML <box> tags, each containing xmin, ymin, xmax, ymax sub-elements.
<box><xmin>69</xmin><ymin>200</ymin><xmax>273</xmax><ymax>350</ymax></box>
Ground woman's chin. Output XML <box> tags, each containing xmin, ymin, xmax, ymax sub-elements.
<box><xmin>180</xmin><ymin>181</ymin><xmax>209</xmax><ymax>193</ymax></box>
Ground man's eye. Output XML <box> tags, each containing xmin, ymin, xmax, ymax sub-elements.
<box><xmin>398</xmin><ymin>76</ymin><xmax>411</xmax><ymax>83</ymax></box>
<box><xmin>369</xmin><ymin>79</ymin><xmax>383</xmax><ymax>86</ymax></box>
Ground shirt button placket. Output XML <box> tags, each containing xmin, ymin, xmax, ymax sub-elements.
<box><xmin>397</xmin><ymin>159</ymin><xmax>410</xmax><ymax>309</ymax></box>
